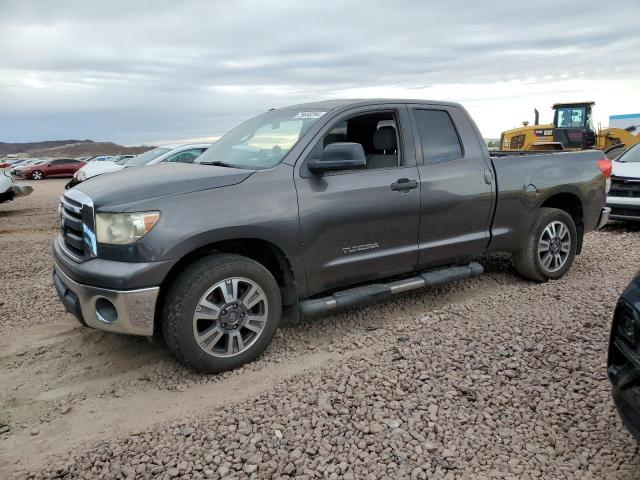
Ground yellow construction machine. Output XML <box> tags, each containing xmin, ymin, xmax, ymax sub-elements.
<box><xmin>500</xmin><ymin>102</ymin><xmax>640</xmax><ymax>159</ymax></box>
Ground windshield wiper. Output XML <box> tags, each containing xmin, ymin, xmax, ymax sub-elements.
<box><xmin>199</xmin><ymin>161</ymin><xmax>235</xmax><ymax>168</ymax></box>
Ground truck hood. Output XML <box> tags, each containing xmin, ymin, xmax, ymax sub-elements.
<box><xmin>612</xmin><ymin>160</ymin><xmax>640</xmax><ymax>179</ymax></box>
<box><xmin>77</xmin><ymin>163</ymin><xmax>255</xmax><ymax>209</ymax></box>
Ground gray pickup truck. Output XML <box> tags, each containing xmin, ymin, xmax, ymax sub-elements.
<box><xmin>53</xmin><ymin>99</ymin><xmax>611</xmax><ymax>372</ymax></box>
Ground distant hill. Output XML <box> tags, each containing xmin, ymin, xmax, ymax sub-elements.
<box><xmin>0</xmin><ymin>140</ymin><xmax>91</xmax><ymax>155</ymax></box>
<box><xmin>25</xmin><ymin>141</ymin><xmax>154</xmax><ymax>158</ymax></box>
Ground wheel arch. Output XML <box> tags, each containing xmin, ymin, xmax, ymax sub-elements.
<box><xmin>158</xmin><ymin>237</ymin><xmax>299</xmax><ymax>316</ymax></box>
<box><xmin>539</xmin><ymin>191</ymin><xmax>584</xmax><ymax>254</ymax></box>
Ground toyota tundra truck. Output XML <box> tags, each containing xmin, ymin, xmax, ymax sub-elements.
<box><xmin>53</xmin><ymin>99</ymin><xmax>611</xmax><ymax>373</ymax></box>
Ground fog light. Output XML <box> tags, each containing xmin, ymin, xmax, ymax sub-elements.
<box><xmin>95</xmin><ymin>297</ymin><xmax>118</xmax><ymax>323</ymax></box>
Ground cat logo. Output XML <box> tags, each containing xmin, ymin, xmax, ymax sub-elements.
<box><xmin>534</xmin><ymin>129</ymin><xmax>553</xmax><ymax>137</ymax></box>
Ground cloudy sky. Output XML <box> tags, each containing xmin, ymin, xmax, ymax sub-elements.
<box><xmin>1</xmin><ymin>0</ymin><xmax>639</xmax><ymax>145</ymax></box>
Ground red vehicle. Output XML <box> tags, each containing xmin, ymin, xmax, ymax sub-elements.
<box><xmin>16</xmin><ymin>158</ymin><xmax>86</xmax><ymax>180</ymax></box>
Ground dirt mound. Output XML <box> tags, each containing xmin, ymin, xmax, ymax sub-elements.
<box><xmin>24</xmin><ymin>141</ymin><xmax>154</xmax><ymax>158</ymax></box>
<box><xmin>0</xmin><ymin>140</ymin><xmax>90</xmax><ymax>156</ymax></box>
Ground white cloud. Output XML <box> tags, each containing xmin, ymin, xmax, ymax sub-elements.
<box><xmin>0</xmin><ymin>0</ymin><xmax>638</xmax><ymax>144</ymax></box>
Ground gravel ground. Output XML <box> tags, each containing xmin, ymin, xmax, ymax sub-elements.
<box><xmin>1</xmin><ymin>179</ymin><xmax>639</xmax><ymax>479</ymax></box>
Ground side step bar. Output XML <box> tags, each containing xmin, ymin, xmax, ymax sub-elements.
<box><xmin>299</xmin><ymin>262</ymin><xmax>484</xmax><ymax>317</ymax></box>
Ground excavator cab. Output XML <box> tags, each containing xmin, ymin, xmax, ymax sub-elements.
<box><xmin>552</xmin><ymin>102</ymin><xmax>597</xmax><ymax>149</ymax></box>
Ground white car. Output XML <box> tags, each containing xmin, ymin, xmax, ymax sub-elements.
<box><xmin>607</xmin><ymin>143</ymin><xmax>640</xmax><ymax>221</ymax></box>
<box><xmin>67</xmin><ymin>143</ymin><xmax>210</xmax><ymax>188</ymax></box>
<box><xmin>0</xmin><ymin>170</ymin><xmax>32</xmax><ymax>203</ymax></box>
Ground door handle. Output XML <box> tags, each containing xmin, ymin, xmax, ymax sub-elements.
<box><xmin>484</xmin><ymin>168</ymin><xmax>493</xmax><ymax>185</ymax></box>
<box><xmin>391</xmin><ymin>178</ymin><xmax>418</xmax><ymax>192</ymax></box>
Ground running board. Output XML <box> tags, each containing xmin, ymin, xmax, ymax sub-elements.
<box><xmin>299</xmin><ymin>262</ymin><xmax>484</xmax><ymax>317</ymax></box>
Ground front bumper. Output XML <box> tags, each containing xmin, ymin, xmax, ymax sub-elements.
<box><xmin>53</xmin><ymin>261</ymin><xmax>159</xmax><ymax>336</ymax></box>
<box><xmin>612</xmin><ymin>385</ymin><xmax>640</xmax><ymax>442</ymax></box>
<box><xmin>597</xmin><ymin>207</ymin><xmax>611</xmax><ymax>229</ymax></box>
<box><xmin>607</xmin><ymin>196</ymin><xmax>640</xmax><ymax>221</ymax></box>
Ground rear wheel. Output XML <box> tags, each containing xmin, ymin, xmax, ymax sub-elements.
<box><xmin>31</xmin><ymin>170</ymin><xmax>44</xmax><ymax>180</ymax></box>
<box><xmin>161</xmin><ymin>254</ymin><xmax>282</xmax><ymax>373</ymax></box>
<box><xmin>514</xmin><ymin>208</ymin><xmax>577</xmax><ymax>282</ymax></box>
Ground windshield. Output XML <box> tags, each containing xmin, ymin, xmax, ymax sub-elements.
<box><xmin>556</xmin><ymin>107</ymin><xmax>586</xmax><ymax>128</ymax></box>
<box><xmin>123</xmin><ymin>148</ymin><xmax>170</xmax><ymax>167</ymax></box>
<box><xmin>616</xmin><ymin>143</ymin><xmax>640</xmax><ymax>163</ymax></box>
<box><xmin>195</xmin><ymin>109</ymin><xmax>327</xmax><ymax>169</ymax></box>
<box><xmin>112</xmin><ymin>155</ymin><xmax>133</xmax><ymax>164</ymax></box>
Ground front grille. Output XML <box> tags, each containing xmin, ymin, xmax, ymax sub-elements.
<box><xmin>610</xmin><ymin>177</ymin><xmax>640</xmax><ymax>199</ymax></box>
<box><xmin>610</xmin><ymin>207</ymin><xmax>640</xmax><ymax>218</ymax></box>
<box><xmin>59</xmin><ymin>191</ymin><xmax>95</xmax><ymax>261</ymax></box>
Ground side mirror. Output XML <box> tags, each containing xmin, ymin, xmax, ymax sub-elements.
<box><xmin>308</xmin><ymin>142</ymin><xmax>366</xmax><ymax>174</ymax></box>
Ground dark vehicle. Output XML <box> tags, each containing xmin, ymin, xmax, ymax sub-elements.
<box><xmin>53</xmin><ymin>99</ymin><xmax>611</xmax><ymax>373</ymax></box>
<box><xmin>608</xmin><ymin>274</ymin><xmax>640</xmax><ymax>442</ymax></box>
<box><xmin>17</xmin><ymin>158</ymin><xmax>86</xmax><ymax>180</ymax></box>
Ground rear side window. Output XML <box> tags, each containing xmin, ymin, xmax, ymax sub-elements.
<box><xmin>413</xmin><ymin>109</ymin><xmax>462</xmax><ymax>164</ymax></box>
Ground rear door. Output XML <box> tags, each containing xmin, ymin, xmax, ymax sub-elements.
<box><xmin>295</xmin><ymin>104</ymin><xmax>421</xmax><ymax>295</ymax></box>
<box><xmin>408</xmin><ymin>105</ymin><xmax>495</xmax><ymax>268</ymax></box>
<box><xmin>61</xmin><ymin>159</ymin><xmax>78</xmax><ymax>175</ymax></box>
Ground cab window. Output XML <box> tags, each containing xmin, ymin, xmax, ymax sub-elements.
<box><xmin>311</xmin><ymin>111</ymin><xmax>401</xmax><ymax>170</ymax></box>
<box><xmin>557</xmin><ymin>107</ymin><xmax>586</xmax><ymax>128</ymax></box>
<box><xmin>413</xmin><ymin>109</ymin><xmax>463</xmax><ymax>164</ymax></box>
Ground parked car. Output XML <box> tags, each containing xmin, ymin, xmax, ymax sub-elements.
<box><xmin>10</xmin><ymin>159</ymin><xmax>47</xmax><ymax>175</ymax></box>
<box><xmin>608</xmin><ymin>273</ymin><xmax>640</xmax><ymax>442</ymax></box>
<box><xmin>607</xmin><ymin>143</ymin><xmax>640</xmax><ymax>221</ymax></box>
<box><xmin>84</xmin><ymin>156</ymin><xmax>112</xmax><ymax>163</ymax></box>
<box><xmin>0</xmin><ymin>170</ymin><xmax>32</xmax><ymax>203</ymax></box>
<box><xmin>16</xmin><ymin>158</ymin><xmax>86</xmax><ymax>180</ymax></box>
<box><xmin>53</xmin><ymin>99</ymin><xmax>610</xmax><ymax>373</ymax></box>
<box><xmin>66</xmin><ymin>144</ymin><xmax>209</xmax><ymax>188</ymax></box>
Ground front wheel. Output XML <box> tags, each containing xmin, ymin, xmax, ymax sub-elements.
<box><xmin>31</xmin><ymin>170</ymin><xmax>44</xmax><ymax>180</ymax></box>
<box><xmin>514</xmin><ymin>207</ymin><xmax>577</xmax><ymax>283</ymax></box>
<box><xmin>161</xmin><ymin>254</ymin><xmax>282</xmax><ymax>373</ymax></box>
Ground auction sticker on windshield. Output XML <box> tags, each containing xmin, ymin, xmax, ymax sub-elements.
<box><xmin>294</xmin><ymin>111</ymin><xmax>326</xmax><ymax>119</ymax></box>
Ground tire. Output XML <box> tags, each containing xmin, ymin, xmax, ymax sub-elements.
<box><xmin>31</xmin><ymin>170</ymin><xmax>44</xmax><ymax>180</ymax></box>
<box><xmin>513</xmin><ymin>207</ymin><xmax>577</xmax><ymax>283</ymax></box>
<box><xmin>161</xmin><ymin>254</ymin><xmax>282</xmax><ymax>373</ymax></box>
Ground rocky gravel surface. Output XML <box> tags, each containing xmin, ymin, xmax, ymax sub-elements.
<box><xmin>1</xmin><ymin>180</ymin><xmax>640</xmax><ymax>479</ymax></box>
<box><xmin>0</xmin><ymin>179</ymin><xmax>67</xmax><ymax>332</ymax></box>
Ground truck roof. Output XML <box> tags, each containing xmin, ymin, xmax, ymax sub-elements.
<box><xmin>278</xmin><ymin>98</ymin><xmax>463</xmax><ymax>111</ymax></box>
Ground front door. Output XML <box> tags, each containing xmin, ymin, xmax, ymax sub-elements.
<box><xmin>295</xmin><ymin>105</ymin><xmax>421</xmax><ymax>295</ymax></box>
<box><xmin>48</xmin><ymin>159</ymin><xmax>69</xmax><ymax>176</ymax></box>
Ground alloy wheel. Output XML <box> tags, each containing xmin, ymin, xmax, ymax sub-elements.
<box><xmin>537</xmin><ymin>220</ymin><xmax>571</xmax><ymax>273</ymax></box>
<box><xmin>192</xmin><ymin>277</ymin><xmax>268</xmax><ymax>358</ymax></box>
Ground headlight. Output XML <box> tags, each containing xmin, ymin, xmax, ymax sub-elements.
<box><xmin>95</xmin><ymin>212</ymin><xmax>160</xmax><ymax>245</ymax></box>
<box><xmin>76</xmin><ymin>170</ymin><xmax>87</xmax><ymax>181</ymax></box>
